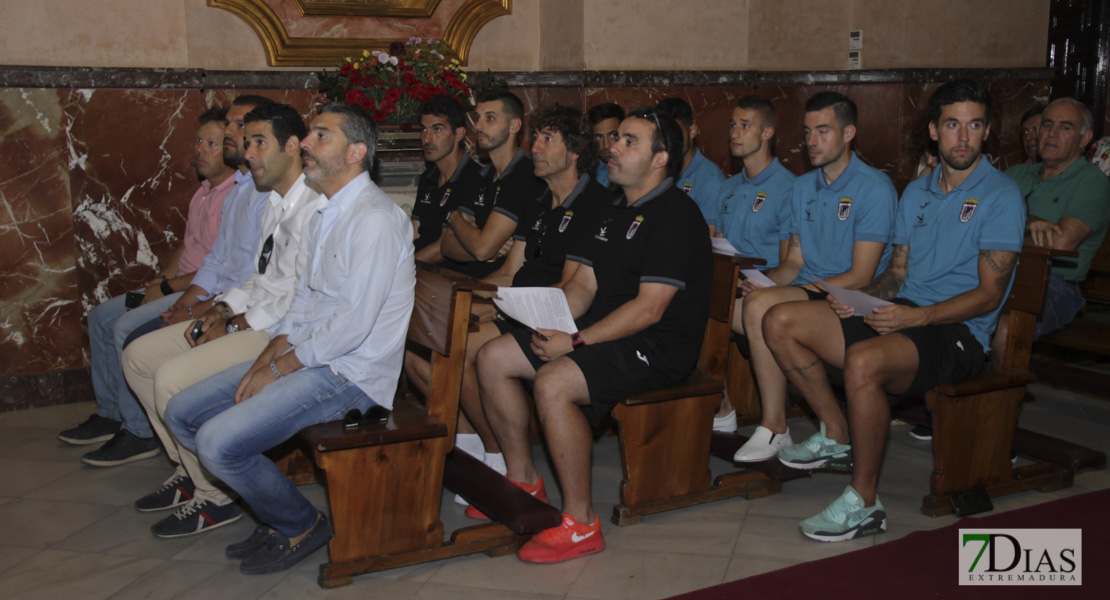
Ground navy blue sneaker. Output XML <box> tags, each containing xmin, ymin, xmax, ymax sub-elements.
<box><xmin>150</xmin><ymin>498</ymin><xmax>242</xmax><ymax>538</ymax></box>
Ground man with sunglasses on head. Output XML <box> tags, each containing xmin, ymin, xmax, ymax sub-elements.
<box><xmin>120</xmin><ymin>103</ymin><xmax>325</xmax><ymax>539</ymax></box>
<box><xmin>476</xmin><ymin>107</ymin><xmax>712</xmax><ymax>563</ymax></box>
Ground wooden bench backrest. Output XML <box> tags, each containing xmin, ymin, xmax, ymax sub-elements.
<box><xmin>409</xmin><ymin>262</ymin><xmax>496</xmax><ymax>438</ymax></box>
<box><xmin>699</xmin><ymin>253</ymin><xmax>766</xmax><ymax>379</ymax></box>
<box><xmin>995</xmin><ymin>245</ymin><xmax>1054</xmax><ymax>370</ymax></box>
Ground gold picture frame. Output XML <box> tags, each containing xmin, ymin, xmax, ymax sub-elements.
<box><xmin>209</xmin><ymin>0</ymin><xmax>510</xmax><ymax>66</ymax></box>
<box><xmin>292</xmin><ymin>1</ymin><xmax>441</xmax><ymax>18</ymax></box>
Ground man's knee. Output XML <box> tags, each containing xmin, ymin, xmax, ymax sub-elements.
<box><xmin>533</xmin><ymin>359</ymin><xmax>586</xmax><ymax>413</ymax></box>
<box><xmin>741</xmin><ymin>288</ymin><xmax>785</xmax><ymax>337</ymax></box>
<box><xmin>761</xmin><ymin>302</ymin><xmax>800</xmax><ymax>345</ymax></box>
<box><xmin>842</xmin><ymin>344</ymin><xmax>888</xmax><ymax>392</ymax></box>
<box><xmin>476</xmin><ymin>335</ymin><xmax>526</xmax><ymax>381</ymax></box>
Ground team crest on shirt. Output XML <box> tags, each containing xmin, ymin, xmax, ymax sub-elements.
<box><xmin>493</xmin><ymin>185</ymin><xmax>502</xmax><ymax>206</ymax></box>
<box><xmin>960</xmin><ymin>197</ymin><xmax>979</xmax><ymax>222</ymax></box>
<box><xmin>559</xmin><ymin>210</ymin><xmax>574</xmax><ymax>233</ymax></box>
<box><xmin>627</xmin><ymin>215</ymin><xmax>645</xmax><ymax>239</ymax></box>
<box><xmin>439</xmin><ymin>187</ymin><xmax>452</xmax><ymax>207</ymax></box>
<box><xmin>682</xmin><ymin>182</ymin><xmax>693</xmax><ymax>195</ymax></box>
<box><xmin>837</xmin><ymin>197</ymin><xmax>853</xmax><ymax>221</ymax></box>
<box><xmin>752</xmin><ymin>192</ymin><xmax>768</xmax><ymax>212</ymax></box>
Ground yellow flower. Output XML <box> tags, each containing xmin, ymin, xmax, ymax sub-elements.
<box><xmin>450</xmin><ymin>58</ymin><xmax>460</xmax><ymax>65</ymax></box>
<box><xmin>460</xmin><ymin>73</ymin><xmax>468</xmax><ymax>81</ymax></box>
<box><xmin>353</xmin><ymin>62</ymin><xmax>361</xmax><ymax>69</ymax></box>
<box><xmin>345</xmin><ymin>56</ymin><xmax>352</xmax><ymax>62</ymax></box>
<box><xmin>362</xmin><ymin>50</ymin><xmax>370</xmax><ymax>58</ymax></box>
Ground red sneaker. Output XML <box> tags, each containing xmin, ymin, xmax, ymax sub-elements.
<box><xmin>517</xmin><ymin>513</ymin><xmax>605</xmax><ymax>564</ymax></box>
<box><xmin>464</xmin><ymin>475</ymin><xmax>548</xmax><ymax>520</ymax></box>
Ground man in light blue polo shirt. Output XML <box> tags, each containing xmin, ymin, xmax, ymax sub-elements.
<box><xmin>730</xmin><ymin>91</ymin><xmax>896</xmax><ymax>460</ymax></box>
<box><xmin>586</xmin><ymin>102</ymin><xmax>623</xmax><ymax>190</ymax></box>
<box><xmin>657</xmin><ymin>97</ymin><xmax>725</xmax><ymax>231</ymax></box>
<box><xmin>761</xmin><ymin>80</ymin><xmax>1024</xmax><ymax>541</ymax></box>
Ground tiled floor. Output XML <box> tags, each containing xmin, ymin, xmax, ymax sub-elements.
<box><xmin>0</xmin><ymin>383</ymin><xmax>1107</xmax><ymax>600</ymax></box>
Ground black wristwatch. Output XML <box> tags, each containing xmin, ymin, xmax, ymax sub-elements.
<box><xmin>160</xmin><ymin>277</ymin><xmax>174</xmax><ymax>296</ymax></box>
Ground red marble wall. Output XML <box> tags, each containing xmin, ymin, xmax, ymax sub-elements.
<box><xmin>0</xmin><ymin>78</ymin><xmax>1049</xmax><ymax>410</ymax></box>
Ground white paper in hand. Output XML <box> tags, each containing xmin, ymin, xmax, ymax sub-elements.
<box><xmin>740</xmin><ymin>269</ymin><xmax>776</xmax><ymax>287</ymax></box>
<box><xmin>818</xmin><ymin>280</ymin><xmax>892</xmax><ymax>315</ymax></box>
<box><xmin>493</xmin><ymin>287</ymin><xmax>577</xmax><ymax>334</ymax></box>
<box><xmin>711</xmin><ymin>237</ymin><xmax>740</xmax><ymax>256</ymax></box>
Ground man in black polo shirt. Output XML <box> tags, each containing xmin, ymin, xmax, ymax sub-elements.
<box><xmin>458</xmin><ymin>103</ymin><xmax>616</xmax><ymax>518</ymax></box>
<box><xmin>476</xmin><ymin>107</ymin><xmax>712</xmax><ymax>564</ymax></box>
<box><xmin>440</xmin><ymin>88</ymin><xmax>546</xmax><ymax>279</ymax></box>
<box><xmin>411</xmin><ymin>95</ymin><xmax>484</xmax><ymax>264</ymax></box>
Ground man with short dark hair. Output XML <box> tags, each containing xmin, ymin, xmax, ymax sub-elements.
<box><xmin>585</xmin><ymin>102</ymin><xmax>624</xmax><ymax>188</ymax></box>
<box><xmin>730</xmin><ymin>91</ymin><xmax>897</xmax><ymax>462</ymax></box>
<box><xmin>656</xmin><ymin>97</ymin><xmax>725</xmax><ymax>231</ymax></box>
<box><xmin>1005</xmin><ymin>97</ymin><xmax>1110</xmax><ymax>338</ymax></box>
<box><xmin>441</xmin><ymin>89</ymin><xmax>546</xmax><ymax>279</ymax></box>
<box><xmin>165</xmin><ymin>102</ymin><xmax>415</xmax><ymax>574</ymax></box>
<box><xmin>1019</xmin><ymin>104</ymin><xmax>1045</xmax><ymax>164</ymax></box>
<box><xmin>712</xmin><ymin>94</ymin><xmax>795</xmax><ymax>431</ymax></box>
<box><xmin>477</xmin><ymin>107</ymin><xmax>712</xmax><ymax>563</ymax></box>
<box><xmin>122</xmin><ymin>103</ymin><xmax>325</xmax><ymax>538</ymax></box>
<box><xmin>762</xmin><ymin>80</ymin><xmax>1024</xmax><ymax>541</ymax></box>
<box><xmin>412</xmin><ymin>95</ymin><xmax>484</xmax><ymax>264</ymax></box>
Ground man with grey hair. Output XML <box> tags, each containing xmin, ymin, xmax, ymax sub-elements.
<box><xmin>1005</xmin><ymin>97</ymin><xmax>1110</xmax><ymax>338</ymax></box>
<box><xmin>164</xmin><ymin>102</ymin><xmax>416</xmax><ymax>574</ymax></box>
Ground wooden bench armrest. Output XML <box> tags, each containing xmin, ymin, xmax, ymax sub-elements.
<box><xmin>415</xmin><ymin>260</ymin><xmax>498</xmax><ymax>293</ymax></box>
<box><xmin>727</xmin><ymin>255</ymin><xmax>767</xmax><ymax>268</ymax></box>
<box><xmin>622</xmin><ymin>372</ymin><xmax>723</xmax><ymax>406</ymax></box>
<box><xmin>444</xmin><ymin>450</ymin><xmax>563</xmax><ymax>534</ymax></box>
<box><xmin>928</xmin><ymin>367</ymin><xmax>1035</xmax><ymax>397</ymax></box>
<box><xmin>300</xmin><ymin>400</ymin><xmax>447</xmax><ymax>452</ymax></box>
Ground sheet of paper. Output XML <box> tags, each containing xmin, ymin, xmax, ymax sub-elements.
<box><xmin>493</xmin><ymin>287</ymin><xmax>577</xmax><ymax>334</ymax></box>
<box><xmin>818</xmin><ymin>280</ymin><xmax>892</xmax><ymax>314</ymax></box>
<box><xmin>740</xmin><ymin>269</ymin><xmax>776</xmax><ymax>287</ymax></box>
<box><xmin>711</xmin><ymin>237</ymin><xmax>740</xmax><ymax>256</ymax></box>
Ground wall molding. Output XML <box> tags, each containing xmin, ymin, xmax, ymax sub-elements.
<box><xmin>0</xmin><ymin>66</ymin><xmax>1055</xmax><ymax>90</ymax></box>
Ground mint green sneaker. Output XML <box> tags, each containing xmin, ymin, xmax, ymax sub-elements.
<box><xmin>800</xmin><ymin>485</ymin><xmax>887</xmax><ymax>542</ymax></box>
<box><xmin>776</xmin><ymin>422</ymin><xmax>851</xmax><ymax>469</ymax></box>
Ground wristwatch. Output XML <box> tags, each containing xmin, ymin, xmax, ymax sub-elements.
<box><xmin>571</xmin><ymin>332</ymin><xmax>586</xmax><ymax>349</ymax></box>
<box><xmin>225</xmin><ymin>318</ymin><xmax>240</xmax><ymax>335</ymax></box>
<box><xmin>160</xmin><ymin>276</ymin><xmax>174</xmax><ymax>296</ymax></box>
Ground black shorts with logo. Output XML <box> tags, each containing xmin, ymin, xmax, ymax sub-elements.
<box><xmin>837</xmin><ymin>298</ymin><xmax>988</xmax><ymax>398</ymax></box>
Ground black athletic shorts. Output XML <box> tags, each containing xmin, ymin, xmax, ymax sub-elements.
<box><xmin>507</xmin><ymin>323</ymin><xmax>691</xmax><ymax>427</ymax></box>
<box><xmin>837</xmin><ymin>298</ymin><xmax>988</xmax><ymax>398</ymax></box>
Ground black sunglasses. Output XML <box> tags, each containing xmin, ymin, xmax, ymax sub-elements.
<box><xmin>258</xmin><ymin>234</ymin><xmax>274</xmax><ymax>274</ymax></box>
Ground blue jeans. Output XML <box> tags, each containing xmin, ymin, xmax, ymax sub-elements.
<box><xmin>88</xmin><ymin>291</ymin><xmax>181</xmax><ymax>437</ymax></box>
<box><xmin>1034</xmin><ymin>274</ymin><xmax>1085</xmax><ymax>339</ymax></box>
<box><xmin>164</xmin><ymin>361</ymin><xmax>374</xmax><ymax>536</ymax></box>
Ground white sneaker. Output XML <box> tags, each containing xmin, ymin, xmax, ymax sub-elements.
<box><xmin>733</xmin><ymin>426</ymin><xmax>794</xmax><ymax>462</ymax></box>
<box><xmin>713</xmin><ymin>410</ymin><xmax>738</xmax><ymax>433</ymax></box>
<box><xmin>453</xmin><ymin>434</ymin><xmax>485</xmax><ymax>506</ymax></box>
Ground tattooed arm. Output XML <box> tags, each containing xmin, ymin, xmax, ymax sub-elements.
<box><xmin>859</xmin><ymin>244</ymin><xmax>909</xmax><ymax>300</ymax></box>
<box><xmin>861</xmin><ymin>249</ymin><xmax>1018</xmax><ymax>335</ymax></box>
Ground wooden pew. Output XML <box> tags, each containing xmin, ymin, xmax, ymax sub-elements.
<box><xmin>276</xmin><ymin>263</ymin><xmax>561</xmax><ymax>587</ymax></box>
<box><xmin>1036</xmin><ymin>231</ymin><xmax>1110</xmax><ymax>357</ymax></box>
<box><xmin>609</xmin><ymin>252</ymin><xmax>779</xmax><ymax>525</ymax></box>
<box><xmin>901</xmin><ymin>245</ymin><xmax>1105</xmax><ymax>516</ymax></box>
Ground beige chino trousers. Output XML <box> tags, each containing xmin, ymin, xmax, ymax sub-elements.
<box><xmin>122</xmin><ymin>321</ymin><xmax>269</xmax><ymax>504</ymax></box>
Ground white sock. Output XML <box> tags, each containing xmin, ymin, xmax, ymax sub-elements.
<box><xmin>454</xmin><ymin>433</ymin><xmax>483</xmax><ymax>459</ymax></box>
<box><xmin>483</xmin><ymin>452</ymin><xmax>507</xmax><ymax>476</ymax></box>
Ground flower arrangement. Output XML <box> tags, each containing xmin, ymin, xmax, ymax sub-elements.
<box><xmin>317</xmin><ymin>37</ymin><xmax>472</xmax><ymax>130</ymax></box>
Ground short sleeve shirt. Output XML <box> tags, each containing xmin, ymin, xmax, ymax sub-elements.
<box><xmin>897</xmin><ymin>160</ymin><xmax>1026</xmax><ymax>350</ymax></box>
<box><xmin>790</xmin><ymin>153</ymin><xmax>898</xmax><ymax>285</ymax></box>
<box><xmin>717</xmin><ymin>158</ymin><xmax>795</xmax><ymax>270</ymax></box>
<box><xmin>443</xmin><ymin>148</ymin><xmax>546</xmax><ymax>278</ymax></box>
<box><xmin>513</xmin><ymin>175</ymin><xmax>616</xmax><ymax>288</ymax></box>
<box><xmin>572</xmin><ymin>178</ymin><xmax>713</xmax><ymax>369</ymax></box>
<box><xmin>411</xmin><ymin>153</ymin><xmax>483</xmax><ymax>252</ymax></box>
<box><xmin>1006</xmin><ymin>159</ymin><xmax>1110</xmax><ymax>281</ymax></box>
<box><xmin>675</xmin><ymin>149</ymin><xmax>726</xmax><ymax>226</ymax></box>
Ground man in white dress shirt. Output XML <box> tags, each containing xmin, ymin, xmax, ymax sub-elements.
<box><xmin>122</xmin><ymin>103</ymin><xmax>326</xmax><ymax>538</ymax></box>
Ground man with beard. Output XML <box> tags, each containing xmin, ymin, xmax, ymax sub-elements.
<box><xmin>728</xmin><ymin>91</ymin><xmax>896</xmax><ymax>463</ymax></box>
<box><xmin>440</xmin><ymin>88</ymin><xmax>546</xmax><ymax>279</ymax></box>
<box><xmin>165</xmin><ymin>102</ymin><xmax>415</xmax><ymax>574</ymax></box>
<box><xmin>476</xmin><ymin>107</ymin><xmax>712</xmax><ymax>563</ymax></box>
<box><xmin>586</xmin><ymin>102</ymin><xmax>624</xmax><ymax>189</ymax></box>
<box><xmin>122</xmin><ymin>103</ymin><xmax>325</xmax><ymax>538</ymax></box>
<box><xmin>59</xmin><ymin>99</ymin><xmax>270</xmax><ymax>467</ymax></box>
<box><xmin>762</xmin><ymin>80</ymin><xmax>1024</xmax><ymax>541</ymax></box>
<box><xmin>411</xmin><ymin>95</ymin><xmax>484</xmax><ymax>264</ymax></box>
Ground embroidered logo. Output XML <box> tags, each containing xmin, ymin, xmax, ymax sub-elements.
<box><xmin>559</xmin><ymin>210</ymin><xmax>574</xmax><ymax>233</ymax></box>
<box><xmin>635</xmin><ymin>350</ymin><xmax>650</xmax><ymax>365</ymax></box>
<box><xmin>439</xmin><ymin>187</ymin><xmax>452</xmax><ymax>207</ymax></box>
<box><xmin>960</xmin><ymin>198</ymin><xmax>979</xmax><ymax>223</ymax></box>
<box><xmin>474</xmin><ymin>192</ymin><xmax>486</xmax><ymax>207</ymax></box>
<box><xmin>721</xmin><ymin>193</ymin><xmax>733</xmax><ymax>214</ymax></box>
<box><xmin>682</xmin><ymin>182</ymin><xmax>693</xmax><ymax>195</ymax></box>
<box><xmin>596</xmin><ymin>226</ymin><xmax>609</xmax><ymax>242</ymax></box>
<box><xmin>627</xmin><ymin>215</ymin><xmax>644</xmax><ymax>239</ymax></box>
<box><xmin>752</xmin><ymin>192</ymin><xmax>768</xmax><ymax>212</ymax></box>
<box><xmin>837</xmin><ymin>197</ymin><xmax>853</xmax><ymax>221</ymax></box>
<box><xmin>420</xmin><ymin>191</ymin><xmax>431</xmax><ymax>205</ymax></box>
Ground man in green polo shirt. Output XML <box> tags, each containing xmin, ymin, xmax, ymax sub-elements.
<box><xmin>1005</xmin><ymin>97</ymin><xmax>1110</xmax><ymax>337</ymax></box>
